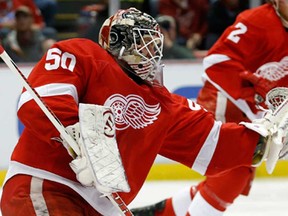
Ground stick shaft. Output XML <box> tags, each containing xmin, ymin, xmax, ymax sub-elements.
<box><xmin>108</xmin><ymin>193</ymin><xmax>133</xmax><ymax>216</ymax></box>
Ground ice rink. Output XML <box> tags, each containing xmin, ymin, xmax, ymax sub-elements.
<box><xmin>1</xmin><ymin>178</ymin><xmax>288</xmax><ymax>215</ymax></box>
<box><xmin>129</xmin><ymin>178</ymin><xmax>288</xmax><ymax>216</ymax></box>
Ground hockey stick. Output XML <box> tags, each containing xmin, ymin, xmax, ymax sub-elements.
<box><xmin>0</xmin><ymin>46</ymin><xmax>133</xmax><ymax>216</ymax></box>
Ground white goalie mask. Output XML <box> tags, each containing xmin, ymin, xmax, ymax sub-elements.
<box><xmin>99</xmin><ymin>7</ymin><xmax>164</xmax><ymax>84</ymax></box>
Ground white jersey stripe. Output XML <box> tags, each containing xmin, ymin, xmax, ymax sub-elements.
<box><xmin>30</xmin><ymin>177</ymin><xmax>50</xmax><ymax>216</ymax></box>
<box><xmin>203</xmin><ymin>54</ymin><xmax>230</xmax><ymax>70</ymax></box>
<box><xmin>4</xmin><ymin>161</ymin><xmax>120</xmax><ymax>215</ymax></box>
<box><xmin>17</xmin><ymin>83</ymin><xmax>78</xmax><ymax>110</ymax></box>
<box><xmin>192</xmin><ymin>121</ymin><xmax>222</xmax><ymax>175</ymax></box>
<box><xmin>215</xmin><ymin>91</ymin><xmax>227</xmax><ymax>123</ymax></box>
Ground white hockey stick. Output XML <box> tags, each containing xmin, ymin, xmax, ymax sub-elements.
<box><xmin>0</xmin><ymin>46</ymin><xmax>133</xmax><ymax>216</ymax></box>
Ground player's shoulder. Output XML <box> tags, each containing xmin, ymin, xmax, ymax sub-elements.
<box><xmin>51</xmin><ymin>38</ymin><xmax>113</xmax><ymax>62</ymax></box>
<box><xmin>239</xmin><ymin>4</ymin><xmax>272</xmax><ymax>20</ymax></box>
<box><xmin>56</xmin><ymin>38</ymin><xmax>96</xmax><ymax>45</ymax></box>
<box><xmin>53</xmin><ymin>38</ymin><xmax>104</xmax><ymax>55</ymax></box>
<box><xmin>237</xmin><ymin>4</ymin><xmax>279</xmax><ymax>29</ymax></box>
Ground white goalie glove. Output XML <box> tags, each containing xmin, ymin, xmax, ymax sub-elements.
<box><xmin>61</xmin><ymin>103</ymin><xmax>130</xmax><ymax>195</ymax></box>
<box><xmin>241</xmin><ymin>87</ymin><xmax>288</xmax><ymax>174</ymax></box>
<box><xmin>63</xmin><ymin>122</ymin><xmax>94</xmax><ymax>186</ymax></box>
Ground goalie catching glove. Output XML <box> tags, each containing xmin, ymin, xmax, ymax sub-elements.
<box><xmin>241</xmin><ymin>87</ymin><xmax>288</xmax><ymax>174</ymax></box>
<box><xmin>61</xmin><ymin>104</ymin><xmax>130</xmax><ymax>195</ymax></box>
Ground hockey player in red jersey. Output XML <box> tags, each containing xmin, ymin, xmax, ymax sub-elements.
<box><xmin>131</xmin><ymin>1</ymin><xmax>288</xmax><ymax>215</ymax></box>
<box><xmin>1</xmin><ymin>6</ymin><xmax>288</xmax><ymax>216</ymax></box>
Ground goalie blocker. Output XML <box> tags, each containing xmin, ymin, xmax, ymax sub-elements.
<box><xmin>62</xmin><ymin>104</ymin><xmax>130</xmax><ymax>194</ymax></box>
<box><xmin>62</xmin><ymin>104</ymin><xmax>132</xmax><ymax>216</ymax></box>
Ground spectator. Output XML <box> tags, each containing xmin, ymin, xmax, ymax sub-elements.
<box><xmin>33</xmin><ymin>0</ymin><xmax>58</xmax><ymax>27</ymax></box>
<box><xmin>2</xmin><ymin>6</ymin><xmax>55</xmax><ymax>62</ymax></box>
<box><xmin>159</xmin><ymin>0</ymin><xmax>209</xmax><ymax>50</ymax></box>
<box><xmin>156</xmin><ymin>15</ymin><xmax>195</xmax><ymax>59</ymax></box>
<box><xmin>13</xmin><ymin>0</ymin><xmax>43</xmax><ymax>29</ymax></box>
<box><xmin>77</xmin><ymin>2</ymin><xmax>108</xmax><ymax>43</ymax></box>
<box><xmin>205</xmin><ymin>0</ymin><xmax>249</xmax><ymax>49</ymax></box>
<box><xmin>0</xmin><ymin>0</ymin><xmax>14</xmax><ymax>41</ymax></box>
<box><xmin>12</xmin><ymin>0</ymin><xmax>57</xmax><ymax>39</ymax></box>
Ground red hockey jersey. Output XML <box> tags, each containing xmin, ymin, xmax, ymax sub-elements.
<box><xmin>7</xmin><ymin>38</ymin><xmax>259</xmax><ymax>213</ymax></box>
<box><xmin>203</xmin><ymin>3</ymin><xmax>288</xmax><ymax>120</ymax></box>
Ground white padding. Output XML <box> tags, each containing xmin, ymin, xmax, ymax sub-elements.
<box><xmin>79</xmin><ymin>103</ymin><xmax>130</xmax><ymax>194</ymax></box>
<box><xmin>203</xmin><ymin>54</ymin><xmax>230</xmax><ymax>70</ymax></box>
<box><xmin>192</xmin><ymin>121</ymin><xmax>222</xmax><ymax>175</ymax></box>
<box><xmin>188</xmin><ymin>192</ymin><xmax>223</xmax><ymax>216</ymax></box>
<box><xmin>18</xmin><ymin>83</ymin><xmax>78</xmax><ymax>110</ymax></box>
<box><xmin>172</xmin><ymin>186</ymin><xmax>193</xmax><ymax>216</ymax></box>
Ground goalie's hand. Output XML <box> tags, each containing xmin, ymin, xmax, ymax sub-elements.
<box><xmin>61</xmin><ymin>122</ymin><xmax>81</xmax><ymax>158</ymax></box>
<box><xmin>239</xmin><ymin>71</ymin><xmax>277</xmax><ymax>106</ymax></box>
<box><xmin>61</xmin><ymin>122</ymin><xmax>114</xmax><ymax>189</ymax></box>
<box><xmin>70</xmin><ymin>156</ymin><xmax>94</xmax><ymax>186</ymax></box>
<box><xmin>61</xmin><ymin>122</ymin><xmax>95</xmax><ymax>187</ymax></box>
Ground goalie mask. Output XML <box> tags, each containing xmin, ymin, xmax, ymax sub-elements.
<box><xmin>99</xmin><ymin>7</ymin><xmax>164</xmax><ymax>84</ymax></box>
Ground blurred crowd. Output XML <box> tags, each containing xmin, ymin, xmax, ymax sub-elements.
<box><xmin>0</xmin><ymin>0</ymin><xmax>57</xmax><ymax>62</ymax></box>
<box><xmin>0</xmin><ymin>0</ymin><xmax>263</xmax><ymax>62</ymax></box>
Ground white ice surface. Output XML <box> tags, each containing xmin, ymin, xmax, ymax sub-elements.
<box><xmin>128</xmin><ymin>179</ymin><xmax>288</xmax><ymax>216</ymax></box>
<box><xmin>1</xmin><ymin>178</ymin><xmax>288</xmax><ymax>216</ymax></box>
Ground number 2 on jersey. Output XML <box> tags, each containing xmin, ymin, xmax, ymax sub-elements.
<box><xmin>227</xmin><ymin>22</ymin><xmax>247</xmax><ymax>43</ymax></box>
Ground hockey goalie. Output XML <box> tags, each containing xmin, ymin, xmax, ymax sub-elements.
<box><xmin>1</xmin><ymin>7</ymin><xmax>288</xmax><ymax>216</ymax></box>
